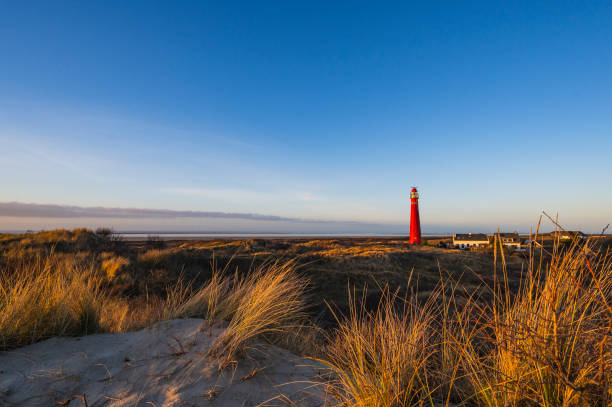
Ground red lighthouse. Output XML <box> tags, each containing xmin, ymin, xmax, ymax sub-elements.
<box><xmin>409</xmin><ymin>187</ymin><xmax>422</xmax><ymax>245</ymax></box>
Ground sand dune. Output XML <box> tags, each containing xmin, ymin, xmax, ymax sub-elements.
<box><xmin>0</xmin><ymin>319</ymin><xmax>326</xmax><ymax>407</ymax></box>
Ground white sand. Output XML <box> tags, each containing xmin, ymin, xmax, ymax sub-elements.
<box><xmin>0</xmin><ymin>319</ymin><xmax>327</xmax><ymax>406</ymax></box>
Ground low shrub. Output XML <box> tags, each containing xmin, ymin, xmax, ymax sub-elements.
<box><xmin>101</xmin><ymin>253</ymin><xmax>130</xmax><ymax>280</ymax></box>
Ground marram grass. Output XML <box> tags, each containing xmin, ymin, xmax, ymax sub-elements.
<box><xmin>1</xmin><ymin>230</ymin><xmax>610</xmax><ymax>407</ymax></box>
<box><xmin>316</xmin><ymin>236</ymin><xmax>611</xmax><ymax>407</ymax></box>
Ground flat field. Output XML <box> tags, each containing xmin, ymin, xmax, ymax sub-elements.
<box><xmin>127</xmin><ymin>237</ymin><xmax>527</xmax><ymax>325</ymax></box>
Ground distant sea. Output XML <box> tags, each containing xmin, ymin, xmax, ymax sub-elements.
<box><xmin>117</xmin><ymin>232</ymin><xmax>449</xmax><ymax>240</ymax></box>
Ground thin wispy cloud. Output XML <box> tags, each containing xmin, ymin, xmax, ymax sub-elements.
<box><xmin>0</xmin><ymin>202</ymin><xmax>297</xmax><ymax>222</ymax></box>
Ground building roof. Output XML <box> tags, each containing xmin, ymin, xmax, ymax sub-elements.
<box><xmin>499</xmin><ymin>232</ymin><xmax>520</xmax><ymax>242</ymax></box>
<box><xmin>453</xmin><ymin>233</ymin><xmax>489</xmax><ymax>242</ymax></box>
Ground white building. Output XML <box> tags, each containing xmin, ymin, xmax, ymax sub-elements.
<box><xmin>453</xmin><ymin>233</ymin><xmax>489</xmax><ymax>249</ymax></box>
<box><xmin>551</xmin><ymin>231</ymin><xmax>586</xmax><ymax>241</ymax></box>
<box><xmin>498</xmin><ymin>232</ymin><xmax>521</xmax><ymax>249</ymax></box>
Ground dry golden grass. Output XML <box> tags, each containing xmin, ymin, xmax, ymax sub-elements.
<box><xmin>313</xmin><ymin>245</ymin><xmax>398</xmax><ymax>258</ymax></box>
<box><xmin>147</xmin><ymin>257</ymin><xmax>312</xmax><ymax>365</ymax></box>
<box><xmin>454</xmin><ymin>236</ymin><xmax>612</xmax><ymax>407</ymax></box>
<box><xmin>0</xmin><ymin>250</ymin><xmax>171</xmax><ymax>346</ymax></box>
<box><xmin>208</xmin><ymin>260</ymin><xmax>308</xmax><ymax>368</ymax></box>
<box><xmin>317</xmin><ymin>234</ymin><xmax>611</xmax><ymax>407</ymax></box>
<box><xmin>101</xmin><ymin>253</ymin><xmax>130</xmax><ymax>279</ymax></box>
<box><xmin>0</xmin><ymin>253</ymin><xmax>106</xmax><ymax>349</ymax></box>
<box><xmin>1</xmin><ymin>227</ymin><xmax>610</xmax><ymax>407</ymax></box>
<box><xmin>319</xmin><ymin>285</ymin><xmax>439</xmax><ymax>407</ymax></box>
<box><xmin>186</xmin><ymin>240</ymin><xmax>246</xmax><ymax>250</ymax></box>
<box><xmin>0</xmin><ymin>240</ymin><xmax>309</xmax><ymax>361</ymax></box>
<box><xmin>137</xmin><ymin>247</ymin><xmax>174</xmax><ymax>264</ymax></box>
<box><xmin>164</xmin><ymin>267</ymin><xmax>239</xmax><ymax>322</ymax></box>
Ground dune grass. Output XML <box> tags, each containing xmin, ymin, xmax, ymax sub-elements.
<box><xmin>0</xmin><ymin>249</ymin><xmax>173</xmax><ymax>347</ymax></box>
<box><xmin>1</xmin><ymin>228</ymin><xmax>610</xmax><ymax>406</ymax></box>
<box><xmin>455</xmin><ymin>236</ymin><xmax>612</xmax><ymax>407</ymax></box>
<box><xmin>319</xmin><ymin>284</ymin><xmax>439</xmax><ymax>407</ymax></box>
<box><xmin>207</xmin><ymin>259</ymin><xmax>308</xmax><ymax>367</ymax></box>
<box><xmin>0</xmin><ymin>253</ymin><xmax>106</xmax><ymax>350</ymax></box>
<box><xmin>0</xmin><ymin>240</ymin><xmax>309</xmax><ymax>372</ymax></box>
<box><xmin>161</xmin><ymin>256</ymin><xmax>245</xmax><ymax>323</ymax></box>
<box><xmin>317</xmin><ymin>234</ymin><xmax>611</xmax><ymax>407</ymax></box>
<box><xmin>0</xmin><ymin>247</ymin><xmax>308</xmax><ymax>358</ymax></box>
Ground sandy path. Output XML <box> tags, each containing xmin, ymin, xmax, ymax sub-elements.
<box><xmin>0</xmin><ymin>319</ymin><xmax>326</xmax><ymax>406</ymax></box>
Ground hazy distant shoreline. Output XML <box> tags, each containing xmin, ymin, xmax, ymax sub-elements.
<box><xmin>116</xmin><ymin>232</ymin><xmax>453</xmax><ymax>240</ymax></box>
<box><xmin>0</xmin><ymin>230</ymin><xmax>452</xmax><ymax>240</ymax></box>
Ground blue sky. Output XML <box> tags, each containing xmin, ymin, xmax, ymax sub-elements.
<box><xmin>1</xmin><ymin>1</ymin><xmax>611</xmax><ymax>233</ymax></box>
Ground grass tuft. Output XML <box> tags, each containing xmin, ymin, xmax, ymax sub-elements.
<box><xmin>0</xmin><ymin>253</ymin><xmax>106</xmax><ymax>349</ymax></box>
<box><xmin>208</xmin><ymin>260</ymin><xmax>307</xmax><ymax>367</ymax></box>
<box><xmin>318</xmin><ymin>284</ymin><xmax>439</xmax><ymax>407</ymax></box>
<box><xmin>456</xmin><ymin>235</ymin><xmax>612</xmax><ymax>407</ymax></box>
